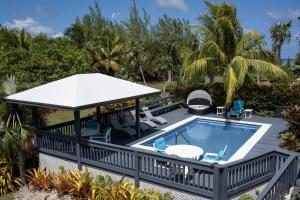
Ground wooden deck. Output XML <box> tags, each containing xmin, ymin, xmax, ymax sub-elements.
<box><xmin>118</xmin><ymin>108</ymin><xmax>289</xmax><ymax>159</ymax></box>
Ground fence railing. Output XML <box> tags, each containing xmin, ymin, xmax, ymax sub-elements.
<box><xmin>43</xmin><ymin>96</ymin><xmax>180</xmax><ymax>136</ymax></box>
<box><xmin>256</xmin><ymin>154</ymin><xmax>298</xmax><ymax>200</ymax></box>
<box><xmin>36</xmin><ymin>132</ymin><xmax>298</xmax><ymax>199</ymax></box>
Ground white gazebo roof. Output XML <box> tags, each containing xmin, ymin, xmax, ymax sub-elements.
<box><xmin>5</xmin><ymin>73</ymin><xmax>160</xmax><ymax>110</ymax></box>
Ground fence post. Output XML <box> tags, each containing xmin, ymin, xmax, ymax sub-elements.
<box><xmin>270</xmin><ymin>151</ymin><xmax>277</xmax><ymax>176</ymax></box>
<box><xmin>74</xmin><ymin>110</ymin><xmax>82</xmax><ymax>170</ymax></box>
<box><xmin>213</xmin><ymin>166</ymin><xmax>227</xmax><ymax>200</ymax></box>
<box><xmin>134</xmin><ymin>151</ymin><xmax>140</xmax><ymax>187</ymax></box>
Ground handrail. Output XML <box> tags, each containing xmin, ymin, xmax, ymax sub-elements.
<box><xmin>256</xmin><ymin>155</ymin><xmax>298</xmax><ymax>200</ymax></box>
<box><xmin>36</xmin><ymin>129</ymin><xmax>298</xmax><ymax>199</ymax></box>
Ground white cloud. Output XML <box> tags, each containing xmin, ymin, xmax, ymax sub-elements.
<box><xmin>111</xmin><ymin>12</ymin><xmax>120</xmax><ymax>19</ymax></box>
<box><xmin>5</xmin><ymin>17</ymin><xmax>54</xmax><ymax>35</ymax></box>
<box><xmin>155</xmin><ymin>0</ymin><xmax>189</xmax><ymax>12</ymax></box>
<box><xmin>266</xmin><ymin>9</ymin><xmax>300</xmax><ymax>20</ymax></box>
<box><xmin>51</xmin><ymin>32</ymin><xmax>63</xmax><ymax>38</ymax></box>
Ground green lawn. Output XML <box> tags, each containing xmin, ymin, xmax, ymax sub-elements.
<box><xmin>0</xmin><ymin>194</ymin><xmax>14</xmax><ymax>200</ymax></box>
<box><xmin>45</xmin><ymin>108</ymin><xmax>95</xmax><ymax>126</ymax></box>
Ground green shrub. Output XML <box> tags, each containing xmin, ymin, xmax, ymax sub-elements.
<box><xmin>175</xmin><ymin>83</ymin><xmax>300</xmax><ymax>111</ymax></box>
<box><xmin>26</xmin><ymin>167</ymin><xmax>173</xmax><ymax>200</ymax></box>
<box><xmin>0</xmin><ymin>158</ymin><xmax>21</xmax><ymax>196</ymax></box>
<box><xmin>238</xmin><ymin>194</ymin><xmax>255</xmax><ymax>200</ymax></box>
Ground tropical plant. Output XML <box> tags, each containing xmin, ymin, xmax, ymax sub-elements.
<box><xmin>0</xmin><ymin>157</ymin><xmax>21</xmax><ymax>196</ymax></box>
<box><xmin>52</xmin><ymin>167</ymin><xmax>73</xmax><ymax>196</ymax></box>
<box><xmin>1</xmin><ymin>76</ymin><xmax>32</xmax><ymax>184</ymax></box>
<box><xmin>26</xmin><ymin>168</ymin><xmax>54</xmax><ymax>191</ymax></box>
<box><xmin>183</xmin><ymin>0</ymin><xmax>287</xmax><ymax>106</ymax></box>
<box><xmin>282</xmin><ymin>105</ymin><xmax>300</xmax><ymax>136</ymax></box>
<box><xmin>270</xmin><ymin>21</ymin><xmax>292</xmax><ymax>60</ymax></box>
<box><xmin>87</xmin><ymin>28</ymin><xmax>124</xmax><ymax>74</ymax></box>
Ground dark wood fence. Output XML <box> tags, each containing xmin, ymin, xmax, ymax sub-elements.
<box><xmin>36</xmin><ymin>132</ymin><xmax>298</xmax><ymax>200</ymax></box>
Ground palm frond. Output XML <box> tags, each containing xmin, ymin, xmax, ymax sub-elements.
<box><xmin>246</xmin><ymin>59</ymin><xmax>288</xmax><ymax>80</ymax></box>
<box><xmin>230</xmin><ymin>56</ymin><xmax>248</xmax><ymax>88</ymax></box>
<box><xmin>2</xmin><ymin>75</ymin><xmax>16</xmax><ymax>96</ymax></box>
<box><xmin>224</xmin><ymin>66</ymin><xmax>238</xmax><ymax>106</ymax></box>
<box><xmin>183</xmin><ymin>57</ymin><xmax>213</xmax><ymax>82</ymax></box>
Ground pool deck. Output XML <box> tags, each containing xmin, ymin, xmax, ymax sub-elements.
<box><xmin>112</xmin><ymin>108</ymin><xmax>289</xmax><ymax>160</ymax></box>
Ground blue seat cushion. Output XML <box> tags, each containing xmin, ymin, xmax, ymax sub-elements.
<box><xmin>153</xmin><ymin>137</ymin><xmax>166</xmax><ymax>153</ymax></box>
<box><xmin>86</xmin><ymin>120</ymin><xmax>100</xmax><ymax>129</ymax></box>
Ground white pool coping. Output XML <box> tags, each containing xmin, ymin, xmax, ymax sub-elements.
<box><xmin>131</xmin><ymin>116</ymin><xmax>271</xmax><ymax>164</ymax></box>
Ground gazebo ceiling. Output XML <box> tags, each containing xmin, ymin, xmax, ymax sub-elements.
<box><xmin>4</xmin><ymin>73</ymin><xmax>160</xmax><ymax>110</ymax></box>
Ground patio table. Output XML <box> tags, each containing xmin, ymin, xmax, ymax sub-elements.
<box><xmin>165</xmin><ymin>144</ymin><xmax>204</xmax><ymax>160</ymax></box>
<box><xmin>80</xmin><ymin>128</ymin><xmax>100</xmax><ymax>137</ymax></box>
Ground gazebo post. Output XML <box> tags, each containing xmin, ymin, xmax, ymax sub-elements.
<box><xmin>96</xmin><ymin>106</ymin><xmax>101</xmax><ymax>122</ymax></box>
<box><xmin>135</xmin><ymin>99</ymin><xmax>141</xmax><ymax>138</ymax></box>
<box><xmin>74</xmin><ymin>110</ymin><xmax>82</xmax><ymax>170</ymax></box>
<box><xmin>31</xmin><ymin>106</ymin><xmax>38</xmax><ymax>148</ymax></box>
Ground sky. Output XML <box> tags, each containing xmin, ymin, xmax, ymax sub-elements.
<box><xmin>0</xmin><ymin>0</ymin><xmax>299</xmax><ymax>59</ymax></box>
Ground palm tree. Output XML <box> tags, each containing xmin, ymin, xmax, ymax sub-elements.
<box><xmin>183</xmin><ymin>1</ymin><xmax>287</xmax><ymax>106</ymax></box>
<box><xmin>1</xmin><ymin>76</ymin><xmax>32</xmax><ymax>184</ymax></box>
<box><xmin>270</xmin><ymin>21</ymin><xmax>292</xmax><ymax>60</ymax></box>
<box><xmin>87</xmin><ymin>28</ymin><xmax>124</xmax><ymax>74</ymax></box>
<box><xmin>16</xmin><ymin>29</ymin><xmax>31</xmax><ymax>50</ymax></box>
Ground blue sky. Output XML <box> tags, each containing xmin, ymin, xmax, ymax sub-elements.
<box><xmin>0</xmin><ymin>0</ymin><xmax>299</xmax><ymax>58</ymax></box>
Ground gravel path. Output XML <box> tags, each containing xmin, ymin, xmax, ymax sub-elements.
<box><xmin>13</xmin><ymin>187</ymin><xmax>72</xmax><ymax>200</ymax></box>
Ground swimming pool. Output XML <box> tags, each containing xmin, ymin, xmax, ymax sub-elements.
<box><xmin>132</xmin><ymin>116</ymin><xmax>271</xmax><ymax>163</ymax></box>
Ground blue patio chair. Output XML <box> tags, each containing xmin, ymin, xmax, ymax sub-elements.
<box><xmin>227</xmin><ymin>100</ymin><xmax>244</xmax><ymax>119</ymax></box>
<box><xmin>86</xmin><ymin>120</ymin><xmax>100</xmax><ymax>129</ymax></box>
<box><xmin>153</xmin><ymin>137</ymin><xmax>169</xmax><ymax>153</ymax></box>
<box><xmin>53</xmin><ymin>128</ymin><xmax>61</xmax><ymax>134</ymax></box>
<box><xmin>90</xmin><ymin>127</ymin><xmax>111</xmax><ymax>143</ymax></box>
<box><xmin>202</xmin><ymin>146</ymin><xmax>227</xmax><ymax>163</ymax></box>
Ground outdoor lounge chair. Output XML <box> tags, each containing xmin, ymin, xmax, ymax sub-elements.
<box><xmin>110</xmin><ymin>117</ymin><xmax>136</xmax><ymax>138</ymax></box>
<box><xmin>153</xmin><ymin>137</ymin><xmax>169</xmax><ymax>153</ymax></box>
<box><xmin>90</xmin><ymin>127</ymin><xmax>111</xmax><ymax>143</ymax></box>
<box><xmin>142</xmin><ymin>107</ymin><xmax>168</xmax><ymax>125</ymax></box>
<box><xmin>227</xmin><ymin>100</ymin><xmax>244</xmax><ymax>119</ymax></box>
<box><xmin>202</xmin><ymin>146</ymin><xmax>227</xmax><ymax>163</ymax></box>
<box><xmin>122</xmin><ymin>111</ymin><xmax>154</xmax><ymax>132</ymax></box>
<box><xmin>86</xmin><ymin>119</ymin><xmax>100</xmax><ymax>129</ymax></box>
<box><xmin>129</xmin><ymin>110</ymin><xmax>158</xmax><ymax>128</ymax></box>
<box><xmin>186</xmin><ymin>90</ymin><xmax>212</xmax><ymax>115</ymax></box>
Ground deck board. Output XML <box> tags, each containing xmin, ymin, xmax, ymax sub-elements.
<box><xmin>112</xmin><ymin>108</ymin><xmax>288</xmax><ymax>160</ymax></box>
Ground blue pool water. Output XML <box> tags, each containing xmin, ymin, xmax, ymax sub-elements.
<box><xmin>142</xmin><ymin>119</ymin><xmax>260</xmax><ymax>161</ymax></box>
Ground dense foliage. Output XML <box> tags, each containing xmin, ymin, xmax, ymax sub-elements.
<box><xmin>281</xmin><ymin>106</ymin><xmax>300</xmax><ymax>152</ymax></box>
<box><xmin>183</xmin><ymin>1</ymin><xmax>287</xmax><ymax>106</ymax></box>
<box><xmin>26</xmin><ymin>167</ymin><xmax>173</xmax><ymax>200</ymax></box>
<box><xmin>0</xmin><ymin>157</ymin><xmax>21</xmax><ymax>196</ymax></box>
<box><xmin>175</xmin><ymin>83</ymin><xmax>300</xmax><ymax>111</ymax></box>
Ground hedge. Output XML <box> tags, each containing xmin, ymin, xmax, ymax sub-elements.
<box><xmin>174</xmin><ymin>83</ymin><xmax>300</xmax><ymax>112</ymax></box>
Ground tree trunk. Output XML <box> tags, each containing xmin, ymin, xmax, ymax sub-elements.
<box><xmin>209</xmin><ymin>70</ymin><xmax>215</xmax><ymax>84</ymax></box>
<box><xmin>139</xmin><ymin>65</ymin><xmax>147</xmax><ymax>85</ymax></box>
<box><xmin>167</xmin><ymin>69</ymin><xmax>172</xmax><ymax>82</ymax></box>
<box><xmin>17</xmin><ymin>151</ymin><xmax>25</xmax><ymax>184</ymax></box>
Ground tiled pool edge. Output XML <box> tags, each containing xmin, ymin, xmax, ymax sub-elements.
<box><xmin>131</xmin><ymin>116</ymin><xmax>271</xmax><ymax>164</ymax></box>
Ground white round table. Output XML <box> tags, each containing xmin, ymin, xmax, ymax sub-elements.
<box><xmin>165</xmin><ymin>144</ymin><xmax>204</xmax><ymax>160</ymax></box>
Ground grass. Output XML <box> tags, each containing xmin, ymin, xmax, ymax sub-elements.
<box><xmin>45</xmin><ymin>108</ymin><xmax>95</xmax><ymax>126</ymax></box>
<box><xmin>0</xmin><ymin>194</ymin><xmax>14</xmax><ymax>200</ymax></box>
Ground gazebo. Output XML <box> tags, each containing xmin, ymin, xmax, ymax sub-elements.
<box><xmin>4</xmin><ymin>73</ymin><xmax>160</xmax><ymax>169</ymax></box>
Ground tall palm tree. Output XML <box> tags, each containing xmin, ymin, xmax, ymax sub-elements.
<box><xmin>270</xmin><ymin>21</ymin><xmax>292</xmax><ymax>60</ymax></box>
<box><xmin>87</xmin><ymin>29</ymin><xmax>124</xmax><ymax>74</ymax></box>
<box><xmin>183</xmin><ymin>1</ymin><xmax>287</xmax><ymax>106</ymax></box>
<box><xmin>16</xmin><ymin>29</ymin><xmax>31</xmax><ymax>50</ymax></box>
<box><xmin>1</xmin><ymin>76</ymin><xmax>32</xmax><ymax>184</ymax></box>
